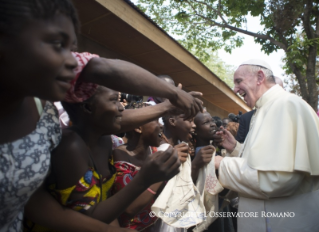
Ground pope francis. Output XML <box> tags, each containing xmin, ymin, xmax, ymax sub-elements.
<box><xmin>215</xmin><ymin>59</ymin><xmax>319</xmax><ymax>232</ymax></box>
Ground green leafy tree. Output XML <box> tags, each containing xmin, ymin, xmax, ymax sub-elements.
<box><xmin>284</xmin><ymin>60</ymin><xmax>319</xmax><ymax>100</ymax></box>
<box><xmin>134</xmin><ymin>0</ymin><xmax>319</xmax><ymax>111</ymax></box>
<box><xmin>203</xmin><ymin>51</ymin><xmax>235</xmax><ymax>88</ymax></box>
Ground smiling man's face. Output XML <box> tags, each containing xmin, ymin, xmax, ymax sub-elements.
<box><xmin>233</xmin><ymin>65</ymin><xmax>259</xmax><ymax>108</ymax></box>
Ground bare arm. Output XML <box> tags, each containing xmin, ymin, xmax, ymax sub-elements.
<box><xmin>122</xmin><ymin>182</ymin><xmax>164</xmax><ymax>218</ymax></box>
<box><xmin>79</xmin><ymin>58</ymin><xmax>202</xmax><ymax>119</ymax></box>
<box><xmin>112</xmin><ymin>149</ymin><xmax>164</xmax><ymax>219</ymax></box>
<box><xmin>24</xmin><ymin>184</ymin><xmax>132</xmax><ymax>232</ymax></box>
<box><xmin>24</xmin><ymin>132</ymin><xmax>136</xmax><ymax>232</ymax></box>
<box><xmin>51</xmin><ymin>131</ymin><xmax>180</xmax><ymax>224</ymax></box>
<box><xmin>119</xmin><ymin>101</ymin><xmax>173</xmax><ymax>133</ymax></box>
<box><xmin>87</xmin><ymin>147</ymin><xmax>180</xmax><ymax>223</ymax></box>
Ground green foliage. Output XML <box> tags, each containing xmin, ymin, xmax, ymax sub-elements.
<box><xmin>133</xmin><ymin>0</ymin><xmax>315</xmax><ymax>70</ymax></box>
<box><xmin>134</xmin><ymin>0</ymin><xmax>310</xmax><ymax>68</ymax></box>
<box><xmin>203</xmin><ymin>51</ymin><xmax>236</xmax><ymax>88</ymax></box>
<box><xmin>134</xmin><ymin>0</ymin><xmax>247</xmax><ymax>62</ymax></box>
<box><xmin>282</xmin><ymin>33</ymin><xmax>319</xmax><ymax>76</ymax></box>
<box><xmin>174</xmin><ymin>11</ymin><xmax>189</xmax><ymax>22</ymax></box>
<box><xmin>133</xmin><ymin>0</ymin><xmax>319</xmax><ymax>110</ymax></box>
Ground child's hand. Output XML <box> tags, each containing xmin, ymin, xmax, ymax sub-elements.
<box><xmin>174</xmin><ymin>143</ymin><xmax>189</xmax><ymax>163</ymax></box>
<box><xmin>192</xmin><ymin>145</ymin><xmax>215</xmax><ymax>169</ymax></box>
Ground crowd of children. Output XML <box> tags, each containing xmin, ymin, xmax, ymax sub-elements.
<box><xmin>0</xmin><ymin>1</ymin><xmax>240</xmax><ymax>231</ymax></box>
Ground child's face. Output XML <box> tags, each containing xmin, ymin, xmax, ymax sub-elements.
<box><xmin>175</xmin><ymin>115</ymin><xmax>196</xmax><ymax>143</ymax></box>
<box><xmin>89</xmin><ymin>87</ymin><xmax>124</xmax><ymax>134</ymax></box>
<box><xmin>141</xmin><ymin>120</ymin><xmax>163</xmax><ymax>147</ymax></box>
<box><xmin>194</xmin><ymin>112</ymin><xmax>217</xmax><ymax>140</ymax></box>
<box><xmin>1</xmin><ymin>14</ymin><xmax>78</xmax><ymax>101</ymax></box>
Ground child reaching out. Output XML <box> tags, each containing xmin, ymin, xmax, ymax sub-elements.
<box><xmin>112</xmin><ymin>102</ymin><xmax>165</xmax><ymax>231</ymax></box>
<box><xmin>0</xmin><ymin>0</ymin><xmax>202</xmax><ymax>231</ymax></box>
<box><xmin>192</xmin><ymin>111</ymin><xmax>221</xmax><ymax>183</ymax></box>
<box><xmin>24</xmin><ymin>87</ymin><xmax>181</xmax><ymax>231</ymax></box>
<box><xmin>161</xmin><ymin>108</ymin><xmax>196</xmax><ymax>160</ymax></box>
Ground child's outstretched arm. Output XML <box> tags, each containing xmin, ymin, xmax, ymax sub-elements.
<box><xmin>24</xmin><ymin>184</ymin><xmax>135</xmax><ymax>232</ymax></box>
<box><xmin>47</xmin><ymin>132</ymin><xmax>180</xmax><ymax>225</ymax></box>
<box><xmin>79</xmin><ymin>57</ymin><xmax>203</xmax><ymax>119</ymax></box>
<box><xmin>119</xmin><ymin>100</ymin><xmax>177</xmax><ymax>133</ymax></box>
<box><xmin>84</xmin><ymin>146</ymin><xmax>180</xmax><ymax>223</ymax></box>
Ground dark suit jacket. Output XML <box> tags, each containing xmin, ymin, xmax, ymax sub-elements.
<box><xmin>235</xmin><ymin>109</ymin><xmax>256</xmax><ymax>143</ymax></box>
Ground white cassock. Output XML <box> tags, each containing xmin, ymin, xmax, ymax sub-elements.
<box><xmin>219</xmin><ymin>85</ymin><xmax>319</xmax><ymax>232</ymax></box>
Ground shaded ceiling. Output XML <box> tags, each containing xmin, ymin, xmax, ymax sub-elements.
<box><xmin>72</xmin><ymin>0</ymin><xmax>250</xmax><ymax>114</ymax></box>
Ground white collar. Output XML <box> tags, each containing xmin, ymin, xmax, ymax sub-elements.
<box><xmin>255</xmin><ymin>84</ymin><xmax>280</xmax><ymax>109</ymax></box>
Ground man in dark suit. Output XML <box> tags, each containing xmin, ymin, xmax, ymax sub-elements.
<box><xmin>235</xmin><ymin>109</ymin><xmax>256</xmax><ymax>143</ymax></box>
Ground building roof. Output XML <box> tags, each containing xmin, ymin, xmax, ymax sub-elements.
<box><xmin>73</xmin><ymin>0</ymin><xmax>250</xmax><ymax>113</ymax></box>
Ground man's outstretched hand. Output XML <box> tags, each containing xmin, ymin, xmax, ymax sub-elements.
<box><xmin>216</xmin><ymin>127</ymin><xmax>237</xmax><ymax>153</ymax></box>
